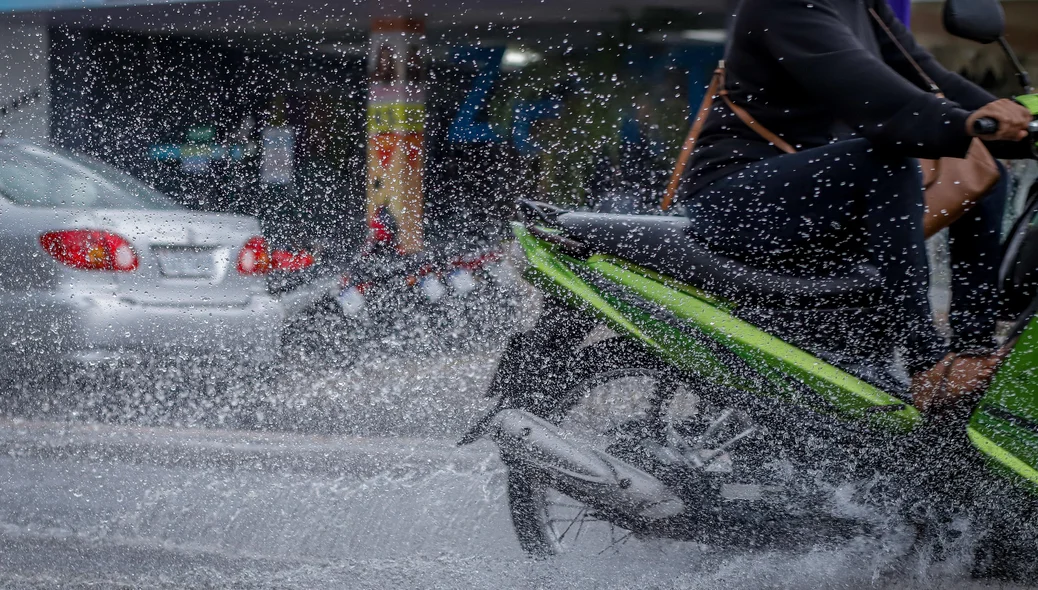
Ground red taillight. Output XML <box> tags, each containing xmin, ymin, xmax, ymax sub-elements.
<box><xmin>271</xmin><ymin>249</ymin><xmax>315</xmax><ymax>271</ymax></box>
<box><xmin>39</xmin><ymin>230</ymin><xmax>139</xmax><ymax>272</ymax></box>
<box><xmin>453</xmin><ymin>251</ymin><xmax>501</xmax><ymax>271</ymax></box>
<box><xmin>237</xmin><ymin>236</ymin><xmax>272</xmax><ymax>275</ymax></box>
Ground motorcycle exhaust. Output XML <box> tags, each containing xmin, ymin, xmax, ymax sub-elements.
<box><xmin>488</xmin><ymin>409</ymin><xmax>685</xmax><ymax>521</ymax></box>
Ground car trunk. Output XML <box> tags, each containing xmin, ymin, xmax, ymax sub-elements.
<box><xmin>90</xmin><ymin>209</ymin><xmax>267</xmax><ymax>307</ymax></box>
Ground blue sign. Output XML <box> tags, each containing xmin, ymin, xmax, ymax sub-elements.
<box><xmin>447</xmin><ymin>47</ymin><xmax>506</xmax><ymax>144</ymax></box>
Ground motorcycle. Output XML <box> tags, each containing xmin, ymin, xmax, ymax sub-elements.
<box><xmin>460</xmin><ymin>0</ymin><xmax>1038</xmax><ymax>577</ymax></box>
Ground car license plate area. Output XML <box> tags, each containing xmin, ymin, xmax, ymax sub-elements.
<box><xmin>153</xmin><ymin>246</ymin><xmax>217</xmax><ymax>278</ymax></box>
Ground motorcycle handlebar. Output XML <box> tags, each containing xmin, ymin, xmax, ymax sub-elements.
<box><xmin>972</xmin><ymin>117</ymin><xmax>999</xmax><ymax>136</ymax></box>
<box><xmin>970</xmin><ymin>118</ymin><xmax>1038</xmax><ymax>138</ymax></box>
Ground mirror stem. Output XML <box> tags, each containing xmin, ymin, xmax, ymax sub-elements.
<box><xmin>998</xmin><ymin>37</ymin><xmax>1034</xmax><ymax>94</ymax></box>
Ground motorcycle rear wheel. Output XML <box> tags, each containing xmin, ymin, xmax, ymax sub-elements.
<box><xmin>505</xmin><ymin>337</ymin><xmax>770</xmax><ymax>557</ymax></box>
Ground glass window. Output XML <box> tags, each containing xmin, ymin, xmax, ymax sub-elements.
<box><xmin>0</xmin><ymin>142</ymin><xmax>179</xmax><ymax>210</ymax></box>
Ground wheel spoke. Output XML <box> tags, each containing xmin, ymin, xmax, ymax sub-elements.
<box><xmin>554</xmin><ymin>506</ymin><xmax>587</xmax><ymax>543</ymax></box>
<box><xmin>572</xmin><ymin>512</ymin><xmax>590</xmax><ymax>544</ymax></box>
<box><xmin>548</xmin><ymin>517</ymin><xmax>600</xmax><ymax>526</ymax></box>
<box><xmin>642</xmin><ymin>377</ymin><xmax>674</xmax><ymax>443</ymax></box>
<box><xmin>547</xmin><ymin>513</ymin><xmax>605</xmax><ymax>526</ymax></box>
<box><xmin>698</xmin><ymin>425</ymin><xmax>756</xmax><ymax>465</ymax></box>
<box><xmin>598</xmin><ymin>531</ymin><xmax>634</xmax><ymax>555</ymax></box>
<box><xmin>546</xmin><ymin>501</ymin><xmax>587</xmax><ymax>510</ymax></box>
<box><xmin>696</xmin><ymin>408</ymin><xmax>733</xmax><ymax>448</ymax></box>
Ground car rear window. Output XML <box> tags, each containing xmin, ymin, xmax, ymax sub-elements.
<box><xmin>0</xmin><ymin>143</ymin><xmax>180</xmax><ymax>210</ymax></box>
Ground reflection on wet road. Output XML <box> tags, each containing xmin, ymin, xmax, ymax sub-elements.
<box><xmin>1</xmin><ymin>417</ymin><xmax>1027</xmax><ymax>589</ymax></box>
<box><xmin>0</xmin><ymin>421</ymin><xmax>518</xmax><ymax>581</ymax></box>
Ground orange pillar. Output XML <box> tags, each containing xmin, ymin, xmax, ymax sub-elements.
<box><xmin>366</xmin><ymin>16</ymin><xmax>426</xmax><ymax>255</ymax></box>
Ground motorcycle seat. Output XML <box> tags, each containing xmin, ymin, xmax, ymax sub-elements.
<box><xmin>550</xmin><ymin>210</ymin><xmax>882</xmax><ymax>309</ymax></box>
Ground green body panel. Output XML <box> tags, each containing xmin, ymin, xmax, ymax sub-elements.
<box><xmin>970</xmin><ymin>314</ymin><xmax>1038</xmax><ymax>492</ymax></box>
<box><xmin>1019</xmin><ymin>93</ymin><xmax>1038</xmax><ymax>115</ymax></box>
<box><xmin>516</xmin><ymin>227</ymin><xmax>743</xmax><ymax>389</ymax></box>
<box><xmin>1019</xmin><ymin>93</ymin><xmax>1038</xmax><ymax>152</ymax></box>
<box><xmin>594</xmin><ymin>255</ymin><xmax>734</xmax><ymax>310</ymax></box>
<box><xmin>515</xmin><ymin>224</ymin><xmax>922</xmax><ymax>433</ymax></box>
<box><xmin>588</xmin><ymin>256</ymin><xmax>921</xmax><ymax>432</ymax></box>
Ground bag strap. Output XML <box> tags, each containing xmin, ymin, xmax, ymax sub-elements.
<box><xmin>661</xmin><ymin>63</ymin><xmax>723</xmax><ymax>211</ymax></box>
<box><xmin>718</xmin><ymin>67</ymin><xmax>797</xmax><ymax>155</ymax></box>
<box><xmin>868</xmin><ymin>7</ymin><xmax>943</xmax><ymax>96</ymax></box>
<box><xmin>661</xmin><ymin>61</ymin><xmax>795</xmax><ymax>210</ymax></box>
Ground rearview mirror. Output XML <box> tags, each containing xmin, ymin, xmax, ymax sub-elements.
<box><xmin>943</xmin><ymin>0</ymin><xmax>1006</xmax><ymax>44</ymax></box>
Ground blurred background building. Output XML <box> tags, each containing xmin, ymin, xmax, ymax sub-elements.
<box><xmin>0</xmin><ymin>0</ymin><xmax>1035</xmax><ymax>254</ymax></box>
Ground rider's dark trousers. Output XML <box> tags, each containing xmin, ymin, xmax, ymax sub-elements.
<box><xmin>685</xmin><ymin>138</ymin><xmax>1008</xmax><ymax>375</ymax></box>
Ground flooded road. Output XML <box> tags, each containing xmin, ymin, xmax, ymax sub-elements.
<box><xmin>0</xmin><ymin>292</ymin><xmax>1033</xmax><ymax>589</ymax></box>
<box><xmin>0</xmin><ymin>419</ymin><xmax>517</xmax><ymax>584</ymax></box>
<box><xmin>0</xmin><ymin>415</ymin><xmax>1028</xmax><ymax>590</ymax></box>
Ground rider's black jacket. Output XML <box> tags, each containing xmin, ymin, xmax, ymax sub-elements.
<box><xmin>681</xmin><ymin>0</ymin><xmax>1031</xmax><ymax>199</ymax></box>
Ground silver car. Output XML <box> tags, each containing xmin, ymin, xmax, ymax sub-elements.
<box><xmin>0</xmin><ymin>140</ymin><xmax>283</xmax><ymax>373</ymax></box>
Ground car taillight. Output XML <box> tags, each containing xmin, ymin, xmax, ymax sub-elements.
<box><xmin>39</xmin><ymin>230</ymin><xmax>139</xmax><ymax>272</ymax></box>
<box><xmin>237</xmin><ymin>236</ymin><xmax>272</xmax><ymax>275</ymax></box>
<box><xmin>271</xmin><ymin>249</ymin><xmax>315</xmax><ymax>271</ymax></box>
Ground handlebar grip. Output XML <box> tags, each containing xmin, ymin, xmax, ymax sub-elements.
<box><xmin>972</xmin><ymin>117</ymin><xmax>999</xmax><ymax>136</ymax></box>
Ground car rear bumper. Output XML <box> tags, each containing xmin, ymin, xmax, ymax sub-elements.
<box><xmin>0</xmin><ymin>290</ymin><xmax>284</xmax><ymax>367</ymax></box>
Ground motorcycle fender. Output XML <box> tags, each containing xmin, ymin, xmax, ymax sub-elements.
<box><xmin>489</xmin><ymin>409</ymin><xmax>685</xmax><ymax>521</ymax></box>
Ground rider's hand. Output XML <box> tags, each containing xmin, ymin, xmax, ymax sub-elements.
<box><xmin>967</xmin><ymin>99</ymin><xmax>1032</xmax><ymax>142</ymax></box>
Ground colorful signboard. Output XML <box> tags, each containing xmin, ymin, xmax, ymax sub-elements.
<box><xmin>366</xmin><ymin>17</ymin><xmax>426</xmax><ymax>255</ymax></box>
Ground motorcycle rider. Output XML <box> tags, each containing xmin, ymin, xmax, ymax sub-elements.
<box><xmin>677</xmin><ymin>0</ymin><xmax>1034</xmax><ymax>414</ymax></box>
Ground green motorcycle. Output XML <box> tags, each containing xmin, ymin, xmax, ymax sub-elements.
<box><xmin>460</xmin><ymin>0</ymin><xmax>1038</xmax><ymax>576</ymax></box>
